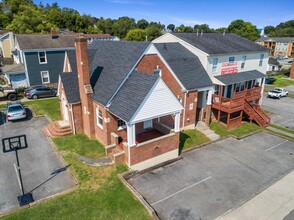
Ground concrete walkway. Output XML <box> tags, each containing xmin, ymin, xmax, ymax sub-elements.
<box><xmin>216</xmin><ymin>171</ymin><xmax>294</xmax><ymax>220</ymax></box>
<box><xmin>267</xmin><ymin>126</ymin><xmax>294</xmax><ymax>138</ymax></box>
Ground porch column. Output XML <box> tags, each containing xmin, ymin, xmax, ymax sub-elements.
<box><xmin>127</xmin><ymin>123</ymin><xmax>136</xmax><ymax>147</ymax></box>
<box><xmin>206</xmin><ymin>90</ymin><xmax>212</xmax><ymax>105</ymax></box>
<box><xmin>174</xmin><ymin>112</ymin><xmax>180</xmax><ymax>132</ymax></box>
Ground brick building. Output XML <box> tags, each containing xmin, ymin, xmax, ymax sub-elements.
<box><xmin>256</xmin><ymin>37</ymin><xmax>294</xmax><ymax>57</ymax></box>
<box><xmin>54</xmin><ymin>36</ymin><xmax>184</xmax><ymax>170</ymax></box>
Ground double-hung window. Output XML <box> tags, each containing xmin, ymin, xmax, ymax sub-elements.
<box><xmin>212</xmin><ymin>58</ymin><xmax>218</xmax><ymax>73</ymax></box>
<box><xmin>38</xmin><ymin>51</ymin><xmax>47</xmax><ymax>64</ymax></box>
<box><xmin>259</xmin><ymin>54</ymin><xmax>264</xmax><ymax>66</ymax></box>
<box><xmin>96</xmin><ymin>108</ymin><xmax>103</xmax><ymax>129</ymax></box>
<box><xmin>40</xmin><ymin>71</ymin><xmax>50</xmax><ymax>84</ymax></box>
<box><xmin>241</xmin><ymin>55</ymin><xmax>246</xmax><ymax>69</ymax></box>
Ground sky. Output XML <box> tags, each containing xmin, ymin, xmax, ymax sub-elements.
<box><xmin>34</xmin><ymin>0</ymin><xmax>294</xmax><ymax>29</ymax></box>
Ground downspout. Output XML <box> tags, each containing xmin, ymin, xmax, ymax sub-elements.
<box><xmin>70</xmin><ymin>104</ymin><xmax>76</xmax><ymax>135</ymax></box>
<box><xmin>182</xmin><ymin>91</ymin><xmax>187</xmax><ymax>128</ymax></box>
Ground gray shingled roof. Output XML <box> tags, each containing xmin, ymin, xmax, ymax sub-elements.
<box><xmin>0</xmin><ymin>63</ymin><xmax>24</xmax><ymax>73</ymax></box>
<box><xmin>88</xmin><ymin>41</ymin><xmax>150</xmax><ymax>106</ymax></box>
<box><xmin>155</xmin><ymin>43</ymin><xmax>212</xmax><ymax>90</ymax></box>
<box><xmin>108</xmin><ymin>71</ymin><xmax>158</xmax><ymax>122</ymax></box>
<box><xmin>171</xmin><ymin>33</ymin><xmax>269</xmax><ymax>55</ymax></box>
<box><xmin>66</xmin><ymin>50</ymin><xmax>77</xmax><ymax>73</ymax></box>
<box><xmin>16</xmin><ymin>34</ymin><xmax>76</xmax><ymax>50</ymax></box>
<box><xmin>215</xmin><ymin>70</ymin><xmax>265</xmax><ymax>85</ymax></box>
<box><xmin>60</xmin><ymin>72</ymin><xmax>81</xmax><ymax>103</ymax></box>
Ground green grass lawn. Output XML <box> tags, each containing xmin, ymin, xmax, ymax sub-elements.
<box><xmin>272</xmin><ymin>75</ymin><xmax>294</xmax><ymax>87</ymax></box>
<box><xmin>0</xmin><ymin>98</ymin><xmax>60</xmax><ymax>121</ymax></box>
<box><xmin>179</xmin><ymin>129</ymin><xmax>210</xmax><ymax>153</ymax></box>
<box><xmin>210</xmin><ymin>121</ymin><xmax>262</xmax><ymax>138</ymax></box>
<box><xmin>2</xmin><ymin>134</ymin><xmax>151</xmax><ymax>220</ymax></box>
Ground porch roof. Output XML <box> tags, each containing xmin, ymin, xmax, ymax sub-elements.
<box><xmin>0</xmin><ymin>64</ymin><xmax>25</xmax><ymax>74</ymax></box>
<box><xmin>214</xmin><ymin>70</ymin><xmax>265</xmax><ymax>85</ymax></box>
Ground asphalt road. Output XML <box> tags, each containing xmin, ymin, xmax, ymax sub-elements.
<box><xmin>262</xmin><ymin>94</ymin><xmax>294</xmax><ymax>130</ymax></box>
<box><xmin>128</xmin><ymin>132</ymin><xmax>294</xmax><ymax>220</ymax></box>
<box><xmin>0</xmin><ymin>111</ymin><xmax>75</xmax><ymax>214</ymax></box>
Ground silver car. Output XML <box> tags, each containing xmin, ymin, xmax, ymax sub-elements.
<box><xmin>6</xmin><ymin>102</ymin><xmax>26</xmax><ymax>121</ymax></box>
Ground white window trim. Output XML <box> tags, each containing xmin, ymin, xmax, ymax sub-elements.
<box><xmin>38</xmin><ymin>51</ymin><xmax>47</xmax><ymax>64</ymax></box>
<box><xmin>96</xmin><ymin>107</ymin><xmax>103</xmax><ymax>129</ymax></box>
<box><xmin>40</xmin><ymin>70</ymin><xmax>50</xmax><ymax>84</ymax></box>
<box><xmin>117</xmin><ymin>118</ymin><xmax>126</xmax><ymax>131</ymax></box>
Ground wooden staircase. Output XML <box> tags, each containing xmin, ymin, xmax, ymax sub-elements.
<box><xmin>43</xmin><ymin>121</ymin><xmax>73</xmax><ymax>137</ymax></box>
<box><xmin>244</xmin><ymin>100</ymin><xmax>270</xmax><ymax>128</ymax></box>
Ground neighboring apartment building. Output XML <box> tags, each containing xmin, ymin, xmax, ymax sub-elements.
<box><xmin>12</xmin><ymin>33</ymin><xmax>76</xmax><ymax>87</ymax></box>
<box><xmin>154</xmin><ymin>33</ymin><xmax>271</xmax><ymax>129</ymax></box>
<box><xmin>0</xmin><ymin>31</ymin><xmax>14</xmax><ymax>58</ymax></box>
<box><xmin>51</xmin><ymin>37</ymin><xmax>183</xmax><ymax>170</ymax></box>
<box><xmin>256</xmin><ymin>37</ymin><xmax>294</xmax><ymax>57</ymax></box>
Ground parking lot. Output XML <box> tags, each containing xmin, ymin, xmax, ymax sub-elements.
<box><xmin>0</xmin><ymin>111</ymin><xmax>76</xmax><ymax>214</ymax></box>
<box><xmin>128</xmin><ymin>132</ymin><xmax>294</xmax><ymax>220</ymax></box>
<box><xmin>262</xmin><ymin>93</ymin><xmax>294</xmax><ymax>130</ymax></box>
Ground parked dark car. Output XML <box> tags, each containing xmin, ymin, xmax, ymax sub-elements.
<box><xmin>24</xmin><ymin>86</ymin><xmax>57</xmax><ymax>99</ymax></box>
<box><xmin>265</xmin><ymin>77</ymin><xmax>277</xmax><ymax>84</ymax></box>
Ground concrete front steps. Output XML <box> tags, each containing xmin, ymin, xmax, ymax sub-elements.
<box><xmin>43</xmin><ymin>120</ymin><xmax>72</xmax><ymax>137</ymax></box>
<box><xmin>195</xmin><ymin>121</ymin><xmax>220</xmax><ymax>141</ymax></box>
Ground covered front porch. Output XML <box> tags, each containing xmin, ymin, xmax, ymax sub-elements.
<box><xmin>211</xmin><ymin>70</ymin><xmax>266</xmax><ymax>129</ymax></box>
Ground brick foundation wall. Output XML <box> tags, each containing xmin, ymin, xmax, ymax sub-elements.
<box><xmin>129</xmin><ymin>132</ymin><xmax>179</xmax><ymax>166</ymax></box>
<box><xmin>137</xmin><ymin>54</ymin><xmax>197</xmax><ymax>128</ymax></box>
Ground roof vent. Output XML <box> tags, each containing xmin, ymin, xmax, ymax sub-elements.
<box><xmin>200</xmin><ymin>30</ymin><xmax>203</xmax><ymax>37</ymax></box>
<box><xmin>223</xmin><ymin>30</ymin><xmax>226</xmax><ymax>36</ymax></box>
<box><xmin>196</xmin><ymin>29</ymin><xmax>199</xmax><ymax>37</ymax></box>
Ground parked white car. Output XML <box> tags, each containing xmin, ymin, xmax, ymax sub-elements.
<box><xmin>267</xmin><ymin>88</ymin><xmax>288</xmax><ymax>99</ymax></box>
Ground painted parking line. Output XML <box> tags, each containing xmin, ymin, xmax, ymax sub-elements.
<box><xmin>265</xmin><ymin>140</ymin><xmax>288</xmax><ymax>152</ymax></box>
<box><xmin>151</xmin><ymin>176</ymin><xmax>212</xmax><ymax>206</ymax></box>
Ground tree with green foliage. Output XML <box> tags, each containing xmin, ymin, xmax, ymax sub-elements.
<box><xmin>167</xmin><ymin>24</ymin><xmax>175</xmax><ymax>32</ymax></box>
<box><xmin>137</xmin><ymin>19</ymin><xmax>149</xmax><ymax>29</ymax></box>
<box><xmin>194</xmin><ymin>24</ymin><xmax>214</xmax><ymax>32</ymax></box>
<box><xmin>228</xmin><ymin>19</ymin><xmax>259</xmax><ymax>41</ymax></box>
<box><xmin>215</xmin><ymin>27</ymin><xmax>227</xmax><ymax>33</ymax></box>
<box><xmin>264</xmin><ymin>25</ymin><xmax>275</xmax><ymax>35</ymax></box>
<box><xmin>112</xmin><ymin>16</ymin><xmax>136</xmax><ymax>39</ymax></box>
<box><xmin>125</xmin><ymin>29</ymin><xmax>147</xmax><ymax>41</ymax></box>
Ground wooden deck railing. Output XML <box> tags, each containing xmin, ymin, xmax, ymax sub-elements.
<box><xmin>212</xmin><ymin>95</ymin><xmax>244</xmax><ymax>113</ymax></box>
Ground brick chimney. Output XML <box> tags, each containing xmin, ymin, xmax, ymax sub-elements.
<box><xmin>290</xmin><ymin>60</ymin><xmax>294</xmax><ymax>80</ymax></box>
<box><xmin>75</xmin><ymin>35</ymin><xmax>95</xmax><ymax>138</ymax></box>
<box><xmin>50</xmin><ymin>27</ymin><xmax>56</xmax><ymax>39</ymax></box>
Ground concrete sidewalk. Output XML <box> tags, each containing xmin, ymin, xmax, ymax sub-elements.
<box><xmin>267</xmin><ymin>126</ymin><xmax>294</xmax><ymax>138</ymax></box>
<box><xmin>216</xmin><ymin>171</ymin><xmax>294</xmax><ymax>220</ymax></box>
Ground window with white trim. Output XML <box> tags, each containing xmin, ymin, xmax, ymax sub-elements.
<box><xmin>38</xmin><ymin>51</ymin><xmax>47</xmax><ymax>64</ymax></box>
<box><xmin>259</xmin><ymin>54</ymin><xmax>264</xmax><ymax>66</ymax></box>
<box><xmin>241</xmin><ymin>55</ymin><xmax>246</xmax><ymax>69</ymax></box>
<box><xmin>212</xmin><ymin>58</ymin><xmax>218</xmax><ymax>73</ymax></box>
<box><xmin>117</xmin><ymin>118</ymin><xmax>126</xmax><ymax>129</ymax></box>
<box><xmin>214</xmin><ymin>85</ymin><xmax>220</xmax><ymax>95</ymax></box>
<box><xmin>40</xmin><ymin>71</ymin><xmax>50</xmax><ymax>84</ymax></box>
<box><xmin>229</xmin><ymin>57</ymin><xmax>235</xmax><ymax>63</ymax></box>
<box><xmin>96</xmin><ymin>108</ymin><xmax>103</xmax><ymax>129</ymax></box>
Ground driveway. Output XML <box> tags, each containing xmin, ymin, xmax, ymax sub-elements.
<box><xmin>128</xmin><ymin>132</ymin><xmax>294</xmax><ymax>220</ymax></box>
<box><xmin>262</xmin><ymin>94</ymin><xmax>294</xmax><ymax>130</ymax></box>
<box><xmin>0</xmin><ymin>110</ymin><xmax>76</xmax><ymax>214</ymax></box>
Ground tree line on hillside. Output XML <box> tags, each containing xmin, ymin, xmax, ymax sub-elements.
<box><xmin>264</xmin><ymin>20</ymin><xmax>294</xmax><ymax>37</ymax></box>
<box><xmin>1</xmin><ymin>0</ymin><xmax>293</xmax><ymax>41</ymax></box>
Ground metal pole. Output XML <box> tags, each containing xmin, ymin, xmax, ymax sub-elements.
<box><xmin>15</xmin><ymin>148</ymin><xmax>25</xmax><ymax>195</ymax></box>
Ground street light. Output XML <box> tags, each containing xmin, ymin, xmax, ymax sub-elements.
<box><xmin>2</xmin><ymin>135</ymin><xmax>34</xmax><ymax>206</ymax></box>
